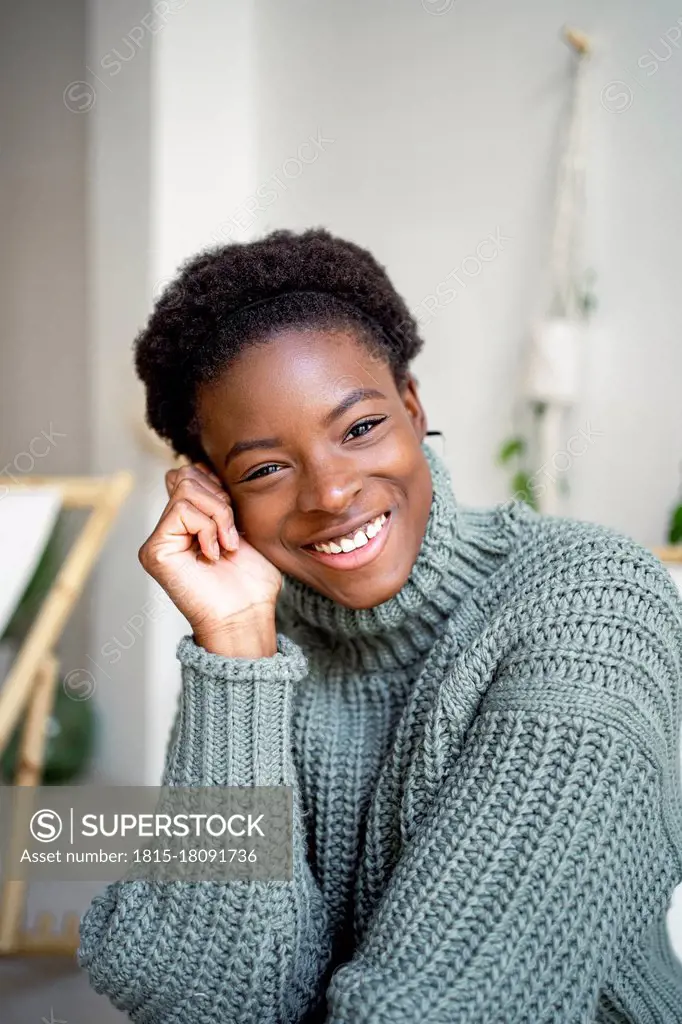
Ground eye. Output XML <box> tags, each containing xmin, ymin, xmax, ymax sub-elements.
<box><xmin>242</xmin><ymin>463</ymin><xmax>281</xmax><ymax>482</ymax></box>
<box><xmin>345</xmin><ymin>416</ymin><xmax>387</xmax><ymax>441</ymax></box>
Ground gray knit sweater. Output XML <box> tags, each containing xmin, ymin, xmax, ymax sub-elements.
<box><xmin>78</xmin><ymin>441</ymin><xmax>682</xmax><ymax>1023</ymax></box>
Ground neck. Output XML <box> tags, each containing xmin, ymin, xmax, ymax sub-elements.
<box><xmin>276</xmin><ymin>441</ymin><xmax>516</xmax><ymax>673</ymax></box>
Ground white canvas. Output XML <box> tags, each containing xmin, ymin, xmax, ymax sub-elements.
<box><xmin>0</xmin><ymin>489</ymin><xmax>63</xmax><ymax>638</ymax></box>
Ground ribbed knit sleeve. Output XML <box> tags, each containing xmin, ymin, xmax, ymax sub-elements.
<box><xmin>322</xmin><ymin>551</ymin><xmax>682</xmax><ymax>1023</ymax></box>
<box><xmin>77</xmin><ymin>633</ymin><xmax>335</xmax><ymax>1024</ymax></box>
<box><xmin>324</xmin><ymin>708</ymin><xmax>678</xmax><ymax>1023</ymax></box>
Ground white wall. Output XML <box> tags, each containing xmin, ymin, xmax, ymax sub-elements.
<box><xmin>87</xmin><ymin>0</ymin><xmax>155</xmax><ymax>783</ymax></box>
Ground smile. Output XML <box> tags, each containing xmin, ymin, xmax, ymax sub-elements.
<box><xmin>302</xmin><ymin>511</ymin><xmax>392</xmax><ymax>570</ymax></box>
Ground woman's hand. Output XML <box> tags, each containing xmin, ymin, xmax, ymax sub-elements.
<box><xmin>138</xmin><ymin>462</ymin><xmax>282</xmax><ymax>656</ymax></box>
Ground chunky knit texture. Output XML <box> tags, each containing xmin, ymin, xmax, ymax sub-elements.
<box><xmin>78</xmin><ymin>441</ymin><xmax>682</xmax><ymax>1023</ymax></box>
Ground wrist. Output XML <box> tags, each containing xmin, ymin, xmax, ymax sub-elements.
<box><xmin>193</xmin><ymin>606</ymin><xmax>278</xmax><ymax>658</ymax></box>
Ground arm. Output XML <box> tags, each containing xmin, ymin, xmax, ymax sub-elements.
<box><xmin>322</xmin><ymin>567</ymin><xmax>682</xmax><ymax>1024</ymax></box>
<box><xmin>324</xmin><ymin>707</ymin><xmax>679</xmax><ymax>1024</ymax></box>
<box><xmin>77</xmin><ymin>631</ymin><xmax>334</xmax><ymax>1024</ymax></box>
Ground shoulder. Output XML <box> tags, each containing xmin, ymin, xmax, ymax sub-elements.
<box><xmin>490</xmin><ymin>498</ymin><xmax>682</xmax><ymax>644</ymax></box>
<box><xmin>476</xmin><ymin>502</ymin><xmax>682</xmax><ymax>761</ymax></box>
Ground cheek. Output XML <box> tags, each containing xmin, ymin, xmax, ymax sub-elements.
<box><xmin>237</xmin><ymin>500</ymin><xmax>284</xmax><ymax>548</ymax></box>
<box><xmin>408</xmin><ymin>457</ymin><xmax>433</xmax><ymax>525</ymax></box>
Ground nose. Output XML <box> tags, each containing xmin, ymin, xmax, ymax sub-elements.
<box><xmin>295</xmin><ymin>457</ymin><xmax>363</xmax><ymax>515</ymax></box>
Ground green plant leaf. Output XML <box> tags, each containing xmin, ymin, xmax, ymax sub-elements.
<box><xmin>668</xmin><ymin>504</ymin><xmax>682</xmax><ymax>545</ymax></box>
<box><xmin>511</xmin><ymin>470</ymin><xmax>539</xmax><ymax>511</ymax></box>
<box><xmin>497</xmin><ymin>437</ymin><xmax>526</xmax><ymax>465</ymax></box>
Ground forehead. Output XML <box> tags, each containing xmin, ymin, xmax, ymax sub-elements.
<box><xmin>199</xmin><ymin>327</ymin><xmax>391</xmax><ymax>428</ymax></box>
<box><xmin>237</xmin><ymin>326</ymin><xmax>379</xmax><ymax>382</ymax></box>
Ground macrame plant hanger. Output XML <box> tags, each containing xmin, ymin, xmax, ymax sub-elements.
<box><xmin>521</xmin><ymin>26</ymin><xmax>593</xmax><ymax>515</ymax></box>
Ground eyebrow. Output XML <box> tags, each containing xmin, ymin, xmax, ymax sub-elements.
<box><xmin>223</xmin><ymin>386</ymin><xmax>387</xmax><ymax>468</ymax></box>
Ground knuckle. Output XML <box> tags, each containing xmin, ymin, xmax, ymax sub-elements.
<box><xmin>172</xmin><ymin>466</ymin><xmax>195</xmax><ymax>486</ymax></box>
<box><xmin>174</xmin><ymin>475</ymin><xmax>195</xmax><ymax>495</ymax></box>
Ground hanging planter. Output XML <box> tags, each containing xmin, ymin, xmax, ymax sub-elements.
<box><xmin>496</xmin><ymin>26</ymin><xmax>595</xmax><ymax>514</ymax></box>
<box><xmin>523</xmin><ymin>315</ymin><xmax>585</xmax><ymax>406</ymax></box>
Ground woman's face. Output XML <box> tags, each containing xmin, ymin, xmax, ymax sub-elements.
<box><xmin>197</xmin><ymin>326</ymin><xmax>433</xmax><ymax>609</ymax></box>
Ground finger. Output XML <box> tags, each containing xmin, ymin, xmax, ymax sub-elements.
<box><xmin>163</xmin><ymin>498</ymin><xmax>221</xmax><ymax>562</ymax></box>
<box><xmin>195</xmin><ymin>461</ymin><xmax>223</xmax><ymax>485</ymax></box>
<box><xmin>165</xmin><ymin>468</ymin><xmax>178</xmax><ymax>498</ymax></box>
<box><xmin>187</xmin><ymin>461</ymin><xmax>225</xmax><ymax>492</ymax></box>
<box><xmin>169</xmin><ymin>463</ymin><xmax>231</xmax><ymax>503</ymax></box>
<box><xmin>171</xmin><ymin>475</ymin><xmax>239</xmax><ymax>551</ymax></box>
<box><xmin>163</xmin><ymin>467</ymin><xmax>238</xmax><ymax>549</ymax></box>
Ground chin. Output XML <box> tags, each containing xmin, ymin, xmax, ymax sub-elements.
<box><xmin>320</xmin><ymin>565</ymin><xmax>411</xmax><ymax>610</ymax></box>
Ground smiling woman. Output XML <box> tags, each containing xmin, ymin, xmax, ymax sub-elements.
<box><xmin>77</xmin><ymin>227</ymin><xmax>682</xmax><ymax>1024</ymax></box>
<box><xmin>133</xmin><ymin>229</ymin><xmax>435</xmax><ymax>614</ymax></box>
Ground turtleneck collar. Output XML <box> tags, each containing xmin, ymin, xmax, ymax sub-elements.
<box><xmin>276</xmin><ymin>440</ymin><xmax>521</xmax><ymax>674</ymax></box>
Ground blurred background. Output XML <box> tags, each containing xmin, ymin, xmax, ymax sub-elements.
<box><xmin>2</xmin><ymin>0</ymin><xmax>682</xmax><ymax>1018</ymax></box>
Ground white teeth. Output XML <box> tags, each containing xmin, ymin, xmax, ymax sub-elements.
<box><xmin>311</xmin><ymin>512</ymin><xmax>388</xmax><ymax>554</ymax></box>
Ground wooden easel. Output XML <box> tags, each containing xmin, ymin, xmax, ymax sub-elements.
<box><xmin>0</xmin><ymin>470</ymin><xmax>133</xmax><ymax>956</ymax></box>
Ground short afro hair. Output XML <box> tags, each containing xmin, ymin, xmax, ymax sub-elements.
<box><xmin>133</xmin><ymin>227</ymin><xmax>425</xmax><ymax>465</ymax></box>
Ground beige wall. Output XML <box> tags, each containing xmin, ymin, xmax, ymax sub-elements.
<box><xmin>0</xmin><ymin>0</ymin><xmax>90</xmax><ymax>692</ymax></box>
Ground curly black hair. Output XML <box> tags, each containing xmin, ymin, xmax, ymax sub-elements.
<box><xmin>134</xmin><ymin>227</ymin><xmax>425</xmax><ymax>465</ymax></box>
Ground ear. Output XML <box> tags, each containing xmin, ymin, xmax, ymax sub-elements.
<box><xmin>400</xmin><ymin>373</ymin><xmax>428</xmax><ymax>442</ymax></box>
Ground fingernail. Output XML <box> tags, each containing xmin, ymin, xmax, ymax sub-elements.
<box><xmin>212</xmin><ymin>541</ymin><xmax>220</xmax><ymax>560</ymax></box>
<box><xmin>228</xmin><ymin>527</ymin><xmax>239</xmax><ymax>547</ymax></box>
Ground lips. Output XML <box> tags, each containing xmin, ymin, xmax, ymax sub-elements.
<box><xmin>301</xmin><ymin>510</ymin><xmax>393</xmax><ymax>571</ymax></box>
<box><xmin>302</xmin><ymin>509</ymin><xmax>388</xmax><ymax>548</ymax></box>
<box><xmin>305</xmin><ymin>512</ymin><xmax>388</xmax><ymax>554</ymax></box>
